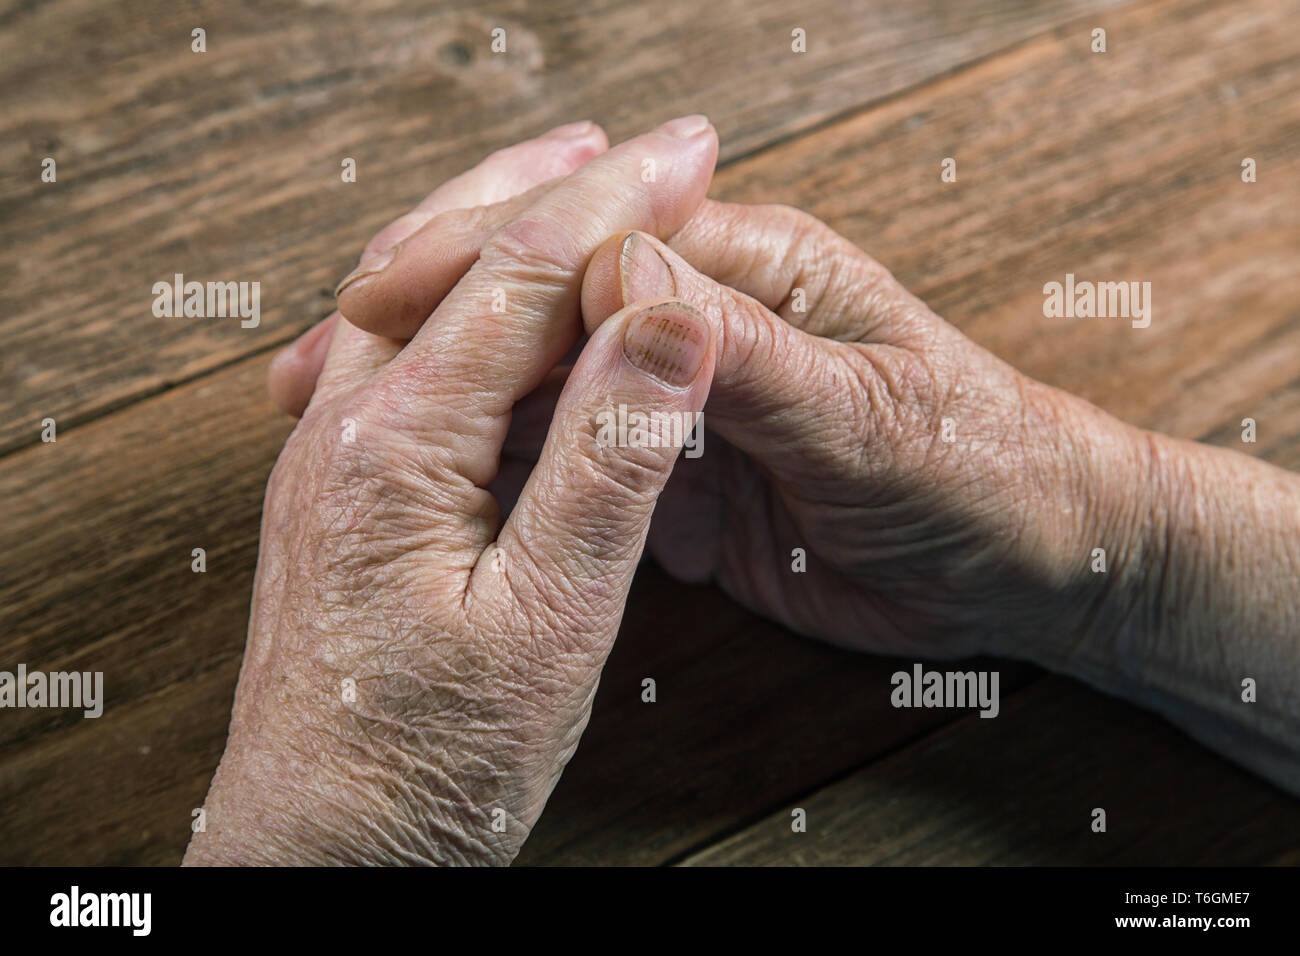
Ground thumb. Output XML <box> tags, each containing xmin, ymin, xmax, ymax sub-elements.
<box><xmin>478</xmin><ymin>299</ymin><xmax>715</xmax><ymax>647</ymax></box>
<box><xmin>582</xmin><ymin>231</ymin><xmax>887</xmax><ymax>488</ymax></box>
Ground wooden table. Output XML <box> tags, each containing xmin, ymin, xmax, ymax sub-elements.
<box><xmin>3</xmin><ymin>0</ymin><xmax>1298</xmax><ymax>865</ymax></box>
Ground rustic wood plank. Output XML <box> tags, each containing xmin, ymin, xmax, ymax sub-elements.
<box><xmin>3</xmin><ymin>0</ymin><xmax>1299</xmax><ymax>865</ymax></box>
<box><xmin>679</xmin><ymin>677</ymin><xmax>1300</xmax><ymax>865</ymax></box>
<box><xmin>0</xmin><ymin>0</ymin><xmax>1130</xmax><ymax>456</ymax></box>
<box><xmin>0</xmin><ymin>660</ymin><xmax>243</xmax><ymax>866</ymax></box>
<box><xmin>516</xmin><ymin>583</ymin><xmax>1035</xmax><ymax>865</ymax></box>
<box><xmin>0</xmin><ymin>356</ymin><xmax>288</xmax><ymax>756</ymax></box>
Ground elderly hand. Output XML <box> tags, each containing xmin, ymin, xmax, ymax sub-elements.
<box><xmin>185</xmin><ymin>116</ymin><xmax>721</xmax><ymax>865</ymax></box>
<box><xmin>326</xmin><ymin>194</ymin><xmax>1150</xmax><ymax>660</ymax></box>
<box><xmin>328</xmin><ymin>131</ymin><xmax>1300</xmax><ymax>794</ymax></box>
<box><xmin>575</xmin><ymin>218</ymin><xmax>1300</xmax><ymax>801</ymax></box>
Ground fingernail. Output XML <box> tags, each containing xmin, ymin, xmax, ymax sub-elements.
<box><xmin>658</xmin><ymin>114</ymin><xmax>710</xmax><ymax>139</ymax></box>
<box><xmin>623</xmin><ymin>303</ymin><xmax>710</xmax><ymax>387</ymax></box>
<box><xmin>547</xmin><ymin>120</ymin><xmax>595</xmax><ymax>139</ymax></box>
<box><xmin>620</xmin><ymin>233</ymin><xmax>675</xmax><ymax>303</ymax></box>
<box><xmin>334</xmin><ymin>242</ymin><xmax>399</xmax><ymax>297</ymax></box>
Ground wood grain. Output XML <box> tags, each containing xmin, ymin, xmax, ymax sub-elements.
<box><xmin>517</xmin><ymin>579</ymin><xmax>1036</xmax><ymax>866</ymax></box>
<box><xmin>2</xmin><ymin>0</ymin><xmax>1298</xmax><ymax>866</ymax></box>
<box><xmin>0</xmin><ymin>0</ymin><xmax>1128</xmax><ymax>455</ymax></box>
<box><xmin>0</xmin><ymin>660</ymin><xmax>243</xmax><ymax>866</ymax></box>
<box><xmin>680</xmin><ymin>677</ymin><xmax>1300</xmax><ymax>865</ymax></box>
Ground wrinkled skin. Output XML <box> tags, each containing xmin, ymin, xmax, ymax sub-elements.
<box><xmin>582</xmin><ymin>220</ymin><xmax>1164</xmax><ymax>659</ymax></box>
<box><xmin>304</xmin><ymin>155</ymin><xmax>1161</xmax><ymax>662</ymax></box>
<box><xmin>197</xmin><ymin>120</ymin><xmax>1300</xmax><ymax>866</ymax></box>
<box><xmin>186</xmin><ymin>118</ymin><xmax>722</xmax><ymax>864</ymax></box>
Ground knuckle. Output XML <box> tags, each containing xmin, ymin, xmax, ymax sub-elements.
<box><xmin>457</xmin><ymin>201</ymin><xmax>500</xmax><ymax>233</ymax></box>
<box><xmin>760</xmin><ymin>205</ymin><xmax>843</xmax><ymax>315</ymax></box>
<box><xmin>842</xmin><ymin>257</ymin><xmax>913</xmax><ymax>341</ymax></box>
<box><xmin>481</xmin><ymin>214</ymin><xmax>581</xmax><ymax>282</ymax></box>
<box><xmin>752</xmin><ymin>204</ymin><xmax>904</xmax><ymax>343</ymax></box>
<box><xmin>714</xmin><ymin>283</ymin><xmax>779</xmax><ymax>376</ymax></box>
<box><xmin>764</xmin><ymin>202</ymin><xmax>826</xmax><ymax>241</ymax></box>
<box><xmin>322</xmin><ymin>393</ymin><xmax>401</xmax><ymax>471</ymax></box>
<box><xmin>759</xmin><ymin>204</ymin><xmax>839</xmax><ymax>272</ymax></box>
